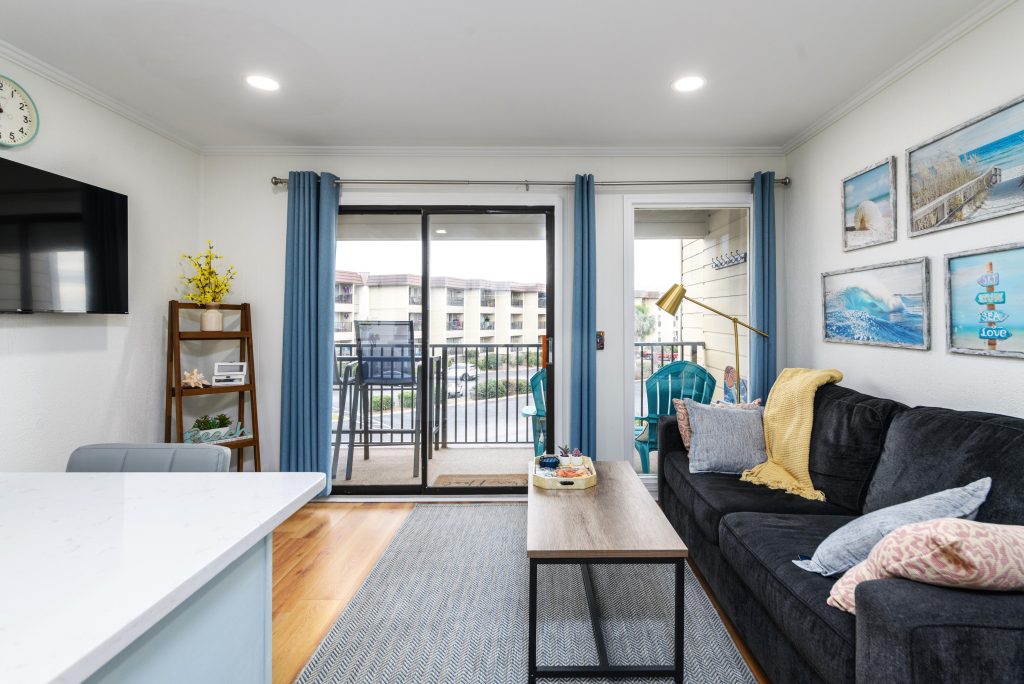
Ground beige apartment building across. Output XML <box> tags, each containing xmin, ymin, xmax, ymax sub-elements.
<box><xmin>333</xmin><ymin>272</ymin><xmax>548</xmax><ymax>346</ymax></box>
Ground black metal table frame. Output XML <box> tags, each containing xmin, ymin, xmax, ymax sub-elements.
<box><xmin>528</xmin><ymin>556</ymin><xmax>684</xmax><ymax>683</ymax></box>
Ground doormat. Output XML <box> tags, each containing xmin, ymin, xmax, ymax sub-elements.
<box><xmin>432</xmin><ymin>473</ymin><xmax>528</xmax><ymax>487</ymax></box>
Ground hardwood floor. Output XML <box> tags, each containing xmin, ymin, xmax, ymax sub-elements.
<box><xmin>271</xmin><ymin>501</ymin><xmax>768</xmax><ymax>684</ymax></box>
<box><xmin>272</xmin><ymin>502</ymin><xmax>413</xmax><ymax>684</ymax></box>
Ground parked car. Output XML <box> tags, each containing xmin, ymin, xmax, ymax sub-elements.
<box><xmin>452</xmin><ymin>363</ymin><xmax>478</xmax><ymax>381</ymax></box>
<box><xmin>640</xmin><ymin>349</ymin><xmax>679</xmax><ymax>361</ymax></box>
<box><xmin>447</xmin><ymin>379</ymin><xmax>465</xmax><ymax>398</ymax></box>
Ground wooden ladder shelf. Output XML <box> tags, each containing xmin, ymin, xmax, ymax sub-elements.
<box><xmin>164</xmin><ymin>301</ymin><xmax>261</xmax><ymax>471</ymax></box>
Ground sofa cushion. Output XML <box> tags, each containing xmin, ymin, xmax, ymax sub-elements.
<box><xmin>865</xmin><ymin>407</ymin><xmax>1024</xmax><ymax>524</ymax></box>
<box><xmin>663</xmin><ymin>451</ymin><xmax>852</xmax><ymax>545</ymax></box>
<box><xmin>719</xmin><ymin>512</ymin><xmax>858</xmax><ymax>684</ymax></box>
<box><xmin>807</xmin><ymin>384</ymin><xmax>907</xmax><ymax>512</ymax></box>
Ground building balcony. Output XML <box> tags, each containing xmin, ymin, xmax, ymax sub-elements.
<box><xmin>510</xmin><ymin>320</ymin><xmax>524</xmax><ymax>330</ymax></box>
<box><xmin>480</xmin><ymin>318</ymin><xmax>495</xmax><ymax>330</ymax></box>
<box><xmin>510</xmin><ymin>293</ymin><xmax>524</xmax><ymax>308</ymax></box>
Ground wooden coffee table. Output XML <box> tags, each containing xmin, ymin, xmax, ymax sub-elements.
<box><xmin>526</xmin><ymin>460</ymin><xmax>688</xmax><ymax>683</ymax></box>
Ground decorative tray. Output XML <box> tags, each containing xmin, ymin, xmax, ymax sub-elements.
<box><xmin>530</xmin><ymin>456</ymin><xmax>597</xmax><ymax>490</ymax></box>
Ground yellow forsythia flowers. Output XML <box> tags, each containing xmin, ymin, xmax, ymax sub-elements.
<box><xmin>180</xmin><ymin>241</ymin><xmax>237</xmax><ymax>305</ymax></box>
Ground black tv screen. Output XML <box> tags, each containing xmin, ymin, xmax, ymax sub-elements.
<box><xmin>0</xmin><ymin>157</ymin><xmax>128</xmax><ymax>313</ymax></box>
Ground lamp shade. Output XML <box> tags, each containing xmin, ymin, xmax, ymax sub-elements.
<box><xmin>656</xmin><ymin>283</ymin><xmax>687</xmax><ymax>316</ymax></box>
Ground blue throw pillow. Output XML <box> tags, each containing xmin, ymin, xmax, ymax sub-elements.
<box><xmin>793</xmin><ymin>477</ymin><xmax>992</xmax><ymax>576</ymax></box>
<box><xmin>684</xmin><ymin>399</ymin><xmax>767</xmax><ymax>474</ymax></box>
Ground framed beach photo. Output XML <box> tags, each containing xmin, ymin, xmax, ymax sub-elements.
<box><xmin>945</xmin><ymin>242</ymin><xmax>1024</xmax><ymax>359</ymax></box>
<box><xmin>842</xmin><ymin>157</ymin><xmax>896</xmax><ymax>251</ymax></box>
<box><xmin>822</xmin><ymin>258</ymin><xmax>930</xmax><ymax>350</ymax></box>
<box><xmin>908</xmin><ymin>93</ymin><xmax>1024</xmax><ymax>237</ymax></box>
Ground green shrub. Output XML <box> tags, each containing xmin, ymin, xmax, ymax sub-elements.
<box><xmin>370</xmin><ymin>395</ymin><xmax>393</xmax><ymax>411</ymax></box>
<box><xmin>472</xmin><ymin>379</ymin><xmax>530</xmax><ymax>399</ymax></box>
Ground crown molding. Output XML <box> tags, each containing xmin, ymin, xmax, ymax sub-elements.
<box><xmin>0</xmin><ymin>39</ymin><xmax>201</xmax><ymax>153</ymax></box>
<box><xmin>782</xmin><ymin>0</ymin><xmax>1017</xmax><ymax>154</ymax></box>
<box><xmin>199</xmin><ymin>144</ymin><xmax>786</xmax><ymax>158</ymax></box>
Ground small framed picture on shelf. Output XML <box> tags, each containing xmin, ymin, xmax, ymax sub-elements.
<box><xmin>842</xmin><ymin>157</ymin><xmax>896</xmax><ymax>251</ymax></box>
<box><xmin>945</xmin><ymin>242</ymin><xmax>1024</xmax><ymax>359</ymax></box>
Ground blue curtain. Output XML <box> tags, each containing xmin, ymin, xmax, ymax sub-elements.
<box><xmin>280</xmin><ymin>171</ymin><xmax>339</xmax><ymax>495</ymax></box>
<box><xmin>750</xmin><ymin>171</ymin><xmax>777</xmax><ymax>403</ymax></box>
<box><xmin>570</xmin><ymin>174</ymin><xmax>597</xmax><ymax>458</ymax></box>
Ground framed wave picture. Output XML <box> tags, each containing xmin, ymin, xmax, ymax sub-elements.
<box><xmin>842</xmin><ymin>157</ymin><xmax>896</xmax><ymax>251</ymax></box>
<box><xmin>946</xmin><ymin>242</ymin><xmax>1024</xmax><ymax>359</ymax></box>
<box><xmin>908</xmin><ymin>93</ymin><xmax>1024</xmax><ymax>237</ymax></box>
<box><xmin>822</xmin><ymin>258</ymin><xmax>930</xmax><ymax>350</ymax></box>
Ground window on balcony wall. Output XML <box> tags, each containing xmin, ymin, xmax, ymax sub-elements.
<box><xmin>447</xmin><ymin>288</ymin><xmax>464</xmax><ymax>306</ymax></box>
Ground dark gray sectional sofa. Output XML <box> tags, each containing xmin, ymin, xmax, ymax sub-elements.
<box><xmin>657</xmin><ymin>384</ymin><xmax>1024</xmax><ymax>684</ymax></box>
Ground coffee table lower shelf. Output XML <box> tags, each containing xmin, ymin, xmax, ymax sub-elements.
<box><xmin>527</xmin><ymin>556</ymin><xmax>684</xmax><ymax>683</ymax></box>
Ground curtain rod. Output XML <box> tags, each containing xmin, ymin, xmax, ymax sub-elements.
<box><xmin>269</xmin><ymin>176</ymin><xmax>790</xmax><ymax>189</ymax></box>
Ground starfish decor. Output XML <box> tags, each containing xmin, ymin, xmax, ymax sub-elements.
<box><xmin>183</xmin><ymin>368</ymin><xmax>207</xmax><ymax>388</ymax></box>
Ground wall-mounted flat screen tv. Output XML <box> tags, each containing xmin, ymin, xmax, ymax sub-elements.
<box><xmin>0</xmin><ymin>157</ymin><xmax>128</xmax><ymax>313</ymax></box>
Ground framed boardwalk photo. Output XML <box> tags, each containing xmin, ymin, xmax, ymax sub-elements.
<box><xmin>908</xmin><ymin>93</ymin><xmax>1024</xmax><ymax>237</ymax></box>
<box><xmin>842</xmin><ymin>157</ymin><xmax>896</xmax><ymax>251</ymax></box>
<box><xmin>822</xmin><ymin>258</ymin><xmax>930</xmax><ymax>350</ymax></box>
<box><xmin>945</xmin><ymin>242</ymin><xmax>1024</xmax><ymax>359</ymax></box>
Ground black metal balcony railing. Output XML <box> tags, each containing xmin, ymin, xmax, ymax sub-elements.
<box><xmin>332</xmin><ymin>343</ymin><xmax>543</xmax><ymax>449</ymax></box>
<box><xmin>330</xmin><ymin>340</ymin><xmax>706</xmax><ymax>453</ymax></box>
<box><xmin>634</xmin><ymin>341</ymin><xmax>705</xmax><ymax>416</ymax></box>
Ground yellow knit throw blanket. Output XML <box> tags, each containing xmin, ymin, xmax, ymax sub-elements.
<box><xmin>740</xmin><ymin>367</ymin><xmax>844</xmax><ymax>501</ymax></box>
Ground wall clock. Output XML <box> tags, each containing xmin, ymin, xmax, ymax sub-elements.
<box><xmin>0</xmin><ymin>75</ymin><xmax>39</xmax><ymax>147</ymax></box>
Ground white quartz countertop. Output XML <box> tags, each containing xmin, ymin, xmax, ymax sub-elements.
<box><xmin>0</xmin><ymin>472</ymin><xmax>325</xmax><ymax>684</ymax></box>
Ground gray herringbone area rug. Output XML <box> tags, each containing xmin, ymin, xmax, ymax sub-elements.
<box><xmin>295</xmin><ymin>504</ymin><xmax>755</xmax><ymax>684</ymax></box>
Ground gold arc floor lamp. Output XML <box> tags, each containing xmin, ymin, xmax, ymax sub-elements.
<box><xmin>656</xmin><ymin>283</ymin><xmax>769</xmax><ymax>404</ymax></box>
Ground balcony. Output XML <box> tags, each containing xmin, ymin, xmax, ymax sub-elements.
<box><xmin>510</xmin><ymin>293</ymin><xmax>524</xmax><ymax>308</ymax></box>
<box><xmin>480</xmin><ymin>317</ymin><xmax>495</xmax><ymax>331</ymax></box>
<box><xmin>510</xmin><ymin>320</ymin><xmax>524</xmax><ymax>330</ymax></box>
<box><xmin>447</xmin><ymin>315</ymin><xmax>464</xmax><ymax>331</ymax></box>
<box><xmin>409</xmin><ymin>314</ymin><xmax>423</xmax><ymax>332</ymax></box>
<box><xmin>335</xmin><ymin>284</ymin><xmax>354</xmax><ymax>305</ymax></box>
<box><xmin>335</xmin><ymin>320</ymin><xmax>354</xmax><ymax>333</ymax></box>
<box><xmin>447</xmin><ymin>290</ymin><xmax>465</xmax><ymax>307</ymax></box>
<box><xmin>480</xmin><ymin>291</ymin><xmax>496</xmax><ymax>308</ymax></box>
<box><xmin>537</xmin><ymin>293</ymin><xmax>547</xmax><ymax>309</ymax></box>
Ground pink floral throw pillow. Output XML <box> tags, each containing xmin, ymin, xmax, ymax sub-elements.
<box><xmin>828</xmin><ymin>518</ymin><xmax>1024</xmax><ymax>614</ymax></box>
<box><xmin>671</xmin><ymin>398</ymin><xmax>694</xmax><ymax>449</ymax></box>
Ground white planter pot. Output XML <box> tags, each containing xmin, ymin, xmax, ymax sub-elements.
<box><xmin>200</xmin><ymin>304</ymin><xmax>223</xmax><ymax>332</ymax></box>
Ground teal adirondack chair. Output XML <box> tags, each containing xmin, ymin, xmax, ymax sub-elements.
<box><xmin>634</xmin><ymin>361</ymin><xmax>716</xmax><ymax>473</ymax></box>
<box><xmin>521</xmin><ymin>368</ymin><xmax>547</xmax><ymax>456</ymax></box>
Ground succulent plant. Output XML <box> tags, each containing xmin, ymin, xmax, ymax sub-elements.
<box><xmin>558</xmin><ymin>444</ymin><xmax>571</xmax><ymax>458</ymax></box>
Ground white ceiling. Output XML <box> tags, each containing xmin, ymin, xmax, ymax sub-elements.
<box><xmin>0</xmin><ymin>0</ymin><xmax>992</xmax><ymax>150</ymax></box>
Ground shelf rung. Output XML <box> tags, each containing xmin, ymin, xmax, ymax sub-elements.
<box><xmin>179</xmin><ymin>331</ymin><xmax>251</xmax><ymax>340</ymax></box>
<box><xmin>172</xmin><ymin>384</ymin><xmax>253</xmax><ymax>396</ymax></box>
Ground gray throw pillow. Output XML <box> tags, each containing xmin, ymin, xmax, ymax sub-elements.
<box><xmin>684</xmin><ymin>399</ymin><xmax>767</xmax><ymax>474</ymax></box>
<box><xmin>793</xmin><ymin>477</ymin><xmax>992</xmax><ymax>576</ymax></box>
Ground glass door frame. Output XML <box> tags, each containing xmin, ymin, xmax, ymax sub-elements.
<box><xmin>331</xmin><ymin>205</ymin><xmax>555</xmax><ymax>496</ymax></box>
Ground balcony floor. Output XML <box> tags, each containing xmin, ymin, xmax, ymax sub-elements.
<box><xmin>331</xmin><ymin>444</ymin><xmax>534</xmax><ymax>488</ymax></box>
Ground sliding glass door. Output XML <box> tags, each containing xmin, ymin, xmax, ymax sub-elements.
<box><xmin>331</xmin><ymin>206</ymin><xmax>554</xmax><ymax>495</ymax></box>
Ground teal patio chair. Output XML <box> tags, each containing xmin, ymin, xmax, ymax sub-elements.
<box><xmin>634</xmin><ymin>361</ymin><xmax>715</xmax><ymax>474</ymax></box>
<box><xmin>521</xmin><ymin>368</ymin><xmax>547</xmax><ymax>456</ymax></box>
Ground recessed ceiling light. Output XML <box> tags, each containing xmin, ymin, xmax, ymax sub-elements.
<box><xmin>246</xmin><ymin>75</ymin><xmax>280</xmax><ymax>91</ymax></box>
<box><xmin>435</xmin><ymin>229</ymin><xmax>447</xmax><ymax>234</ymax></box>
<box><xmin>671</xmin><ymin>76</ymin><xmax>706</xmax><ymax>93</ymax></box>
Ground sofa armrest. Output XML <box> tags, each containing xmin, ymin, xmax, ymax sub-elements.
<box><xmin>657</xmin><ymin>416</ymin><xmax>687</xmax><ymax>505</ymax></box>
<box><xmin>855</xmin><ymin>578</ymin><xmax>1024</xmax><ymax>684</ymax></box>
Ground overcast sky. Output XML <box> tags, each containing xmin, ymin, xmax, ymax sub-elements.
<box><xmin>337</xmin><ymin>238</ymin><xmax>681</xmax><ymax>290</ymax></box>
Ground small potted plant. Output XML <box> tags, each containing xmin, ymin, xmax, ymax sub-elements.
<box><xmin>558</xmin><ymin>444</ymin><xmax>571</xmax><ymax>467</ymax></box>
<box><xmin>186</xmin><ymin>413</ymin><xmax>237</xmax><ymax>443</ymax></box>
<box><xmin>180</xmin><ymin>241</ymin><xmax>237</xmax><ymax>331</ymax></box>
<box><xmin>571</xmin><ymin>448</ymin><xmax>584</xmax><ymax>466</ymax></box>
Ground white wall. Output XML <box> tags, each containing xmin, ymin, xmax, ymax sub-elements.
<box><xmin>200</xmin><ymin>153</ymin><xmax>784</xmax><ymax>469</ymax></box>
<box><xmin>784</xmin><ymin>1</ymin><xmax>1024</xmax><ymax>415</ymax></box>
<box><xmin>0</xmin><ymin>58</ymin><xmax>200</xmax><ymax>470</ymax></box>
